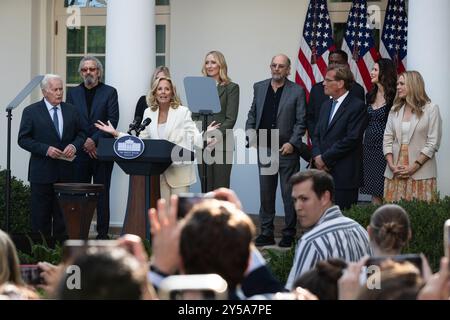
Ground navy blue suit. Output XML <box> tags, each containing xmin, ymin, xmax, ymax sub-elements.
<box><xmin>18</xmin><ymin>100</ymin><xmax>86</xmax><ymax>235</ymax></box>
<box><xmin>312</xmin><ymin>93</ymin><xmax>368</xmax><ymax>210</ymax></box>
<box><xmin>66</xmin><ymin>83</ymin><xmax>119</xmax><ymax>237</ymax></box>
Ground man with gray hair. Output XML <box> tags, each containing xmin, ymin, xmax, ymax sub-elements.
<box><xmin>67</xmin><ymin>56</ymin><xmax>119</xmax><ymax>239</ymax></box>
<box><xmin>18</xmin><ymin>74</ymin><xmax>86</xmax><ymax>236</ymax></box>
<box><xmin>246</xmin><ymin>54</ymin><xmax>309</xmax><ymax>248</ymax></box>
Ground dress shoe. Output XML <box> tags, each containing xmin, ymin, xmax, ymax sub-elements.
<box><xmin>278</xmin><ymin>236</ymin><xmax>294</xmax><ymax>248</ymax></box>
<box><xmin>96</xmin><ymin>234</ymin><xmax>110</xmax><ymax>240</ymax></box>
<box><xmin>255</xmin><ymin>234</ymin><xmax>275</xmax><ymax>246</ymax></box>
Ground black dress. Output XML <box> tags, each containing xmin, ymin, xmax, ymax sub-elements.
<box><xmin>361</xmin><ymin>104</ymin><xmax>388</xmax><ymax>197</ymax></box>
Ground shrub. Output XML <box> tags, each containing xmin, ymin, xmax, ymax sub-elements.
<box><xmin>0</xmin><ymin>168</ymin><xmax>32</xmax><ymax>233</ymax></box>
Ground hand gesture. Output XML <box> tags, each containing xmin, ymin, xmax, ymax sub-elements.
<box><xmin>206</xmin><ymin>120</ymin><xmax>221</xmax><ymax>132</ymax></box>
<box><xmin>95</xmin><ymin>120</ymin><xmax>118</xmax><ymax>137</ymax></box>
<box><xmin>148</xmin><ymin>196</ymin><xmax>181</xmax><ymax>275</ymax></box>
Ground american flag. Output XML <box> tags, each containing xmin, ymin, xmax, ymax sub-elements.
<box><xmin>380</xmin><ymin>0</ymin><xmax>407</xmax><ymax>73</ymax></box>
<box><xmin>342</xmin><ymin>0</ymin><xmax>380</xmax><ymax>92</ymax></box>
<box><xmin>295</xmin><ymin>0</ymin><xmax>335</xmax><ymax>101</ymax></box>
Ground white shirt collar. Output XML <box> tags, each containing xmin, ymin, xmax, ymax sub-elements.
<box><xmin>44</xmin><ymin>98</ymin><xmax>61</xmax><ymax>111</ymax></box>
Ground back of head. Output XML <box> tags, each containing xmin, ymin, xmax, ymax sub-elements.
<box><xmin>56</xmin><ymin>247</ymin><xmax>147</xmax><ymax>300</ymax></box>
<box><xmin>293</xmin><ymin>258</ymin><xmax>347</xmax><ymax>300</ymax></box>
<box><xmin>358</xmin><ymin>260</ymin><xmax>423</xmax><ymax>300</ymax></box>
<box><xmin>0</xmin><ymin>230</ymin><xmax>23</xmax><ymax>286</ymax></box>
<box><xmin>179</xmin><ymin>200</ymin><xmax>255</xmax><ymax>289</ymax></box>
<box><xmin>369</xmin><ymin>204</ymin><xmax>411</xmax><ymax>254</ymax></box>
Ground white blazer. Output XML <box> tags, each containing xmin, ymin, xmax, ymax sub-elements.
<box><xmin>123</xmin><ymin>105</ymin><xmax>203</xmax><ymax>188</ymax></box>
<box><xmin>383</xmin><ymin>102</ymin><xmax>442</xmax><ymax>180</ymax></box>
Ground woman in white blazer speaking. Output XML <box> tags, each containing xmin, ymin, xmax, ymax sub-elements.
<box><xmin>96</xmin><ymin>77</ymin><xmax>219</xmax><ymax>202</ymax></box>
<box><xmin>383</xmin><ymin>70</ymin><xmax>442</xmax><ymax>202</ymax></box>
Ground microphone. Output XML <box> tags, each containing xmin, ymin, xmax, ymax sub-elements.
<box><xmin>135</xmin><ymin>118</ymin><xmax>151</xmax><ymax>136</ymax></box>
<box><xmin>127</xmin><ymin>116</ymin><xmax>142</xmax><ymax>135</ymax></box>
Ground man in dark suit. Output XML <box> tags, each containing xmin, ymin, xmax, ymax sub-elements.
<box><xmin>246</xmin><ymin>54</ymin><xmax>307</xmax><ymax>248</ymax></box>
<box><xmin>66</xmin><ymin>56</ymin><xmax>119</xmax><ymax>239</ymax></box>
<box><xmin>306</xmin><ymin>49</ymin><xmax>365</xmax><ymax>138</ymax></box>
<box><xmin>312</xmin><ymin>64</ymin><xmax>368</xmax><ymax>210</ymax></box>
<box><xmin>18</xmin><ymin>74</ymin><xmax>86</xmax><ymax>236</ymax></box>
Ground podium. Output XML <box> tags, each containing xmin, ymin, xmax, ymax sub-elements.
<box><xmin>54</xmin><ymin>183</ymin><xmax>104</xmax><ymax>240</ymax></box>
<box><xmin>97</xmin><ymin>138</ymin><xmax>193</xmax><ymax>239</ymax></box>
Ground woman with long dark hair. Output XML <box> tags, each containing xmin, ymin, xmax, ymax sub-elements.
<box><xmin>360</xmin><ymin>59</ymin><xmax>397</xmax><ymax>204</ymax></box>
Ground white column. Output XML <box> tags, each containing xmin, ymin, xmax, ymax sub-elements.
<box><xmin>407</xmin><ymin>0</ymin><xmax>450</xmax><ymax>196</ymax></box>
<box><xmin>106</xmin><ymin>0</ymin><xmax>155</xmax><ymax>227</ymax></box>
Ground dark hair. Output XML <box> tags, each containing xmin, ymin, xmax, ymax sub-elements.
<box><xmin>370</xmin><ymin>204</ymin><xmax>411</xmax><ymax>254</ymax></box>
<box><xmin>290</xmin><ymin>169</ymin><xmax>335</xmax><ymax>201</ymax></box>
<box><xmin>327</xmin><ymin>64</ymin><xmax>354</xmax><ymax>90</ymax></box>
<box><xmin>366</xmin><ymin>58</ymin><xmax>397</xmax><ymax>120</ymax></box>
<box><xmin>329</xmin><ymin>49</ymin><xmax>349</xmax><ymax>63</ymax></box>
<box><xmin>57</xmin><ymin>247</ymin><xmax>147</xmax><ymax>300</ymax></box>
<box><xmin>293</xmin><ymin>258</ymin><xmax>347</xmax><ymax>300</ymax></box>
<box><xmin>179</xmin><ymin>200</ymin><xmax>255</xmax><ymax>289</ymax></box>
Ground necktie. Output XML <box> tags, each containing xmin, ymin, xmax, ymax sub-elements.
<box><xmin>52</xmin><ymin>106</ymin><xmax>61</xmax><ymax>138</ymax></box>
<box><xmin>328</xmin><ymin>100</ymin><xmax>338</xmax><ymax>125</ymax></box>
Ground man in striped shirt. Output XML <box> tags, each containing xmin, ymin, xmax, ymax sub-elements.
<box><xmin>286</xmin><ymin>169</ymin><xmax>371</xmax><ymax>290</ymax></box>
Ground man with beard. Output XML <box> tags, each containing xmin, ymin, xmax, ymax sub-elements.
<box><xmin>246</xmin><ymin>54</ymin><xmax>308</xmax><ymax>248</ymax></box>
<box><xmin>67</xmin><ymin>56</ymin><xmax>119</xmax><ymax>239</ymax></box>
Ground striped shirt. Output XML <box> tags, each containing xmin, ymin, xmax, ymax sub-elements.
<box><xmin>286</xmin><ymin>205</ymin><xmax>371</xmax><ymax>290</ymax></box>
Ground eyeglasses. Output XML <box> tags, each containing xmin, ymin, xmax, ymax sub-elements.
<box><xmin>270</xmin><ymin>63</ymin><xmax>287</xmax><ymax>69</ymax></box>
<box><xmin>80</xmin><ymin>67</ymin><xmax>97</xmax><ymax>73</ymax></box>
<box><xmin>323</xmin><ymin>78</ymin><xmax>339</xmax><ymax>83</ymax></box>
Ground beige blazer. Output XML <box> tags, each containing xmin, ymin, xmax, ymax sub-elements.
<box><xmin>383</xmin><ymin>102</ymin><xmax>442</xmax><ymax>180</ymax></box>
<box><xmin>120</xmin><ymin>105</ymin><xmax>203</xmax><ymax>188</ymax></box>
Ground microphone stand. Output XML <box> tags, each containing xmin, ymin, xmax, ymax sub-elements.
<box><xmin>4</xmin><ymin>75</ymin><xmax>44</xmax><ymax>232</ymax></box>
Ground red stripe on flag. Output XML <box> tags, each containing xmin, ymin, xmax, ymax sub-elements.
<box><xmin>298</xmin><ymin>48</ymin><xmax>316</xmax><ymax>87</ymax></box>
<box><xmin>295</xmin><ymin>72</ymin><xmax>310</xmax><ymax>102</ymax></box>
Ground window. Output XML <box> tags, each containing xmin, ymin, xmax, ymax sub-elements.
<box><xmin>328</xmin><ymin>0</ymin><xmax>387</xmax><ymax>51</ymax></box>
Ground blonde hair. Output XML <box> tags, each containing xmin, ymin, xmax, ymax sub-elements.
<box><xmin>146</xmin><ymin>77</ymin><xmax>182</xmax><ymax>111</ymax></box>
<box><xmin>201</xmin><ymin>50</ymin><xmax>231</xmax><ymax>85</ymax></box>
<box><xmin>0</xmin><ymin>230</ymin><xmax>23</xmax><ymax>286</ymax></box>
<box><xmin>151</xmin><ymin>66</ymin><xmax>171</xmax><ymax>84</ymax></box>
<box><xmin>392</xmin><ymin>70</ymin><xmax>430</xmax><ymax>117</ymax></box>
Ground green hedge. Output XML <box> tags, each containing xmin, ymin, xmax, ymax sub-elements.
<box><xmin>0</xmin><ymin>168</ymin><xmax>32</xmax><ymax>233</ymax></box>
<box><xmin>266</xmin><ymin>198</ymin><xmax>450</xmax><ymax>284</ymax></box>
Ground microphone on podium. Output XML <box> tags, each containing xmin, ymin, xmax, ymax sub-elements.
<box><xmin>127</xmin><ymin>116</ymin><xmax>142</xmax><ymax>135</ymax></box>
<box><xmin>135</xmin><ymin>118</ymin><xmax>151</xmax><ymax>137</ymax></box>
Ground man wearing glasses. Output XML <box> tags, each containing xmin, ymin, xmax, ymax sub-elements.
<box><xmin>246</xmin><ymin>54</ymin><xmax>308</xmax><ymax>248</ymax></box>
<box><xmin>311</xmin><ymin>64</ymin><xmax>367</xmax><ymax>210</ymax></box>
<box><xmin>67</xmin><ymin>55</ymin><xmax>119</xmax><ymax>239</ymax></box>
<box><xmin>306</xmin><ymin>49</ymin><xmax>365</xmax><ymax>141</ymax></box>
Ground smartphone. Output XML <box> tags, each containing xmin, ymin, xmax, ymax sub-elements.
<box><xmin>177</xmin><ymin>193</ymin><xmax>213</xmax><ymax>219</ymax></box>
<box><xmin>158</xmin><ymin>274</ymin><xmax>228</xmax><ymax>300</ymax></box>
<box><xmin>62</xmin><ymin>239</ymin><xmax>119</xmax><ymax>263</ymax></box>
<box><xmin>366</xmin><ymin>254</ymin><xmax>423</xmax><ymax>275</ymax></box>
<box><xmin>20</xmin><ymin>265</ymin><xmax>43</xmax><ymax>286</ymax></box>
<box><xmin>444</xmin><ymin>219</ymin><xmax>450</xmax><ymax>261</ymax></box>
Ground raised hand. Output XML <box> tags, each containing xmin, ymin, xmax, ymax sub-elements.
<box><xmin>95</xmin><ymin>120</ymin><xmax>118</xmax><ymax>137</ymax></box>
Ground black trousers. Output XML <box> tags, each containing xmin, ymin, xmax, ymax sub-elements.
<box><xmin>74</xmin><ymin>158</ymin><xmax>114</xmax><ymax>236</ymax></box>
<box><xmin>334</xmin><ymin>188</ymin><xmax>359</xmax><ymax>211</ymax></box>
<box><xmin>198</xmin><ymin>150</ymin><xmax>233</xmax><ymax>192</ymax></box>
<box><xmin>31</xmin><ymin>183</ymin><xmax>66</xmax><ymax>236</ymax></box>
<box><xmin>258</xmin><ymin>154</ymin><xmax>300</xmax><ymax>238</ymax></box>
